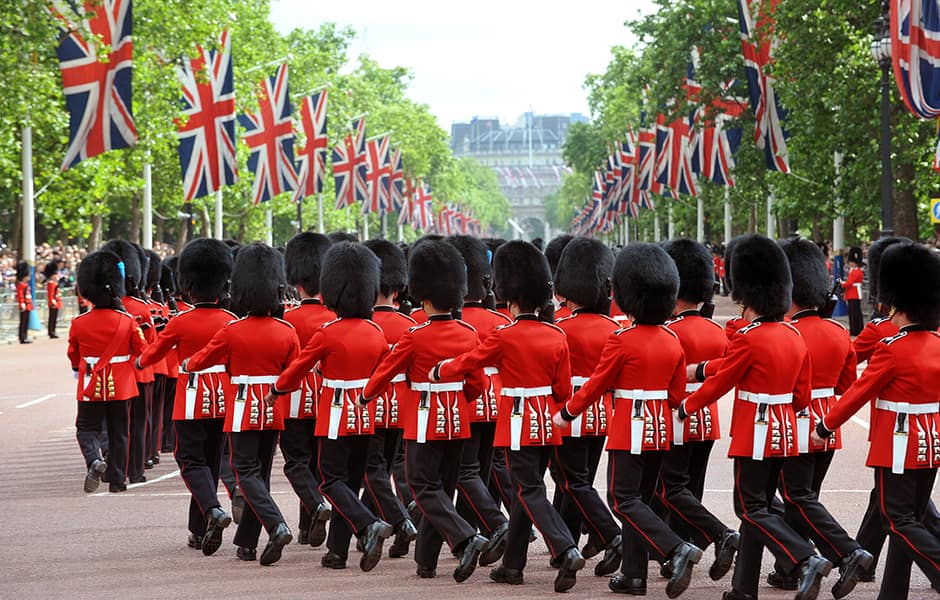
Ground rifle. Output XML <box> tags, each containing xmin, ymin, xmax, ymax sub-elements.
<box><xmin>819</xmin><ymin>281</ymin><xmax>841</xmax><ymax>318</ymax></box>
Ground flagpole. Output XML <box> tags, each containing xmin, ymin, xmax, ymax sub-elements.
<box><xmin>766</xmin><ymin>188</ymin><xmax>775</xmax><ymax>237</ymax></box>
<box><xmin>832</xmin><ymin>152</ymin><xmax>844</xmax><ymax>253</ymax></box>
<box><xmin>397</xmin><ymin>222</ymin><xmax>404</xmax><ymax>242</ymax></box>
<box><xmin>22</xmin><ymin>124</ymin><xmax>38</xmax><ymax>331</ymax></box>
<box><xmin>363</xmin><ymin>210</ymin><xmax>369</xmax><ymax>239</ymax></box>
<box><xmin>245</xmin><ymin>55</ymin><xmax>292</xmax><ymax>74</ymax></box>
<box><xmin>724</xmin><ymin>186</ymin><xmax>732</xmax><ymax>244</ymax></box>
<box><xmin>696</xmin><ymin>197</ymin><xmax>705</xmax><ymax>243</ymax></box>
<box><xmin>317</xmin><ymin>193</ymin><xmax>324</xmax><ymax>233</ymax></box>
<box><xmin>214</xmin><ymin>189</ymin><xmax>224</xmax><ymax>239</ymax></box>
<box><xmin>653</xmin><ymin>210</ymin><xmax>662</xmax><ymax>242</ymax></box>
<box><xmin>142</xmin><ymin>161</ymin><xmax>153</xmax><ymax>249</ymax></box>
<box><xmin>297</xmin><ymin>195</ymin><xmax>303</xmax><ymax>233</ymax></box>
<box><xmin>667</xmin><ymin>204</ymin><xmax>675</xmax><ymax>239</ymax></box>
<box><xmin>265</xmin><ymin>208</ymin><xmax>273</xmax><ymax>245</ymax></box>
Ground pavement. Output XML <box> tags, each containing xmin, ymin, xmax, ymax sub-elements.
<box><xmin>0</xmin><ymin>298</ymin><xmax>933</xmax><ymax>599</ymax></box>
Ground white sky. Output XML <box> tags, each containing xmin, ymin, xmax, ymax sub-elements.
<box><xmin>268</xmin><ymin>1</ymin><xmax>654</xmax><ymax>130</ymax></box>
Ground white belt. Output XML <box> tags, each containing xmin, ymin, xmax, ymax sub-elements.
<box><xmin>322</xmin><ymin>377</ymin><xmax>369</xmax><ymax>389</ymax></box>
<box><xmin>231</xmin><ymin>375</ymin><xmax>278</xmax><ymax>385</ymax></box>
<box><xmin>502</xmin><ymin>386</ymin><xmax>553</xmax><ymax>397</ymax></box>
<box><xmin>571</xmin><ymin>376</ymin><xmax>590</xmax><ymax>388</ymax></box>
<box><xmin>614</xmin><ymin>389</ymin><xmax>669</xmax><ymax>400</ymax></box>
<box><xmin>738</xmin><ymin>390</ymin><xmax>792</xmax><ymax>460</ymax></box>
<box><xmin>86</xmin><ymin>354</ymin><xmax>131</xmax><ymax>366</ymax></box>
<box><xmin>411</xmin><ymin>381</ymin><xmax>464</xmax><ymax>393</ymax></box>
<box><xmin>811</xmin><ymin>387</ymin><xmax>835</xmax><ymax>399</ymax></box>
<box><xmin>184</xmin><ymin>364</ymin><xmax>226</xmax><ymax>420</ymax></box>
<box><xmin>685</xmin><ymin>383</ymin><xmax>702</xmax><ymax>393</ymax></box>
<box><xmin>877</xmin><ymin>399</ymin><xmax>940</xmax><ymax>474</ymax></box>
<box><xmin>614</xmin><ymin>389</ymin><xmax>668</xmax><ymax>454</ymax></box>
<box><xmin>483</xmin><ymin>367</ymin><xmax>499</xmax><ymax>376</ymax></box>
<box><xmin>391</xmin><ymin>374</ymin><xmax>407</xmax><ymax>384</ymax></box>
<box><xmin>569</xmin><ymin>377</ymin><xmax>592</xmax><ymax>437</ymax></box>
<box><xmin>737</xmin><ymin>391</ymin><xmax>793</xmax><ymax>405</ymax></box>
<box><xmin>875</xmin><ymin>399</ymin><xmax>939</xmax><ymax>415</ymax></box>
<box><xmin>182</xmin><ymin>364</ymin><xmax>226</xmax><ymax>375</ymax></box>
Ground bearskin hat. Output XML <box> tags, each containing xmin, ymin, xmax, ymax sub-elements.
<box><xmin>531</xmin><ymin>237</ymin><xmax>545</xmax><ymax>252</ymax></box>
<box><xmin>160</xmin><ymin>260</ymin><xmax>177</xmax><ymax>296</ymax></box>
<box><xmin>544</xmin><ymin>234</ymin><xmax>574</xmax><ymax>277</ymax></box>
<box><xmin>867</xmin><ymin>236</ymin><xmax>911</xmax><ymax>306</ymax></box>
<box><xmin>145</xmin><ymin>250</ymin><xmax>162</xmax><ymax>291</ymax></box>
<box><xmin>494</xmin><ymin>241</ymin><xmax>553</xmax><ymax>312</ymax></box>
<box><xmin>177</xmin><ymin>238</ymin><xmax>232</xmax><ymax>303</ymax></box>
<box><xmin>848</xmin><ymin>246</ymin><xmax>864</xmax><ymax>266</ymax></box>
<box><xmin>722</xmin><ymin>235</ymin><xmax>745</xmax><ymax>292</ymax></box>
<box><xmin>15</xmin><ymin>260</ymin><xmax>29</xmax><ymax>281</ymax></box>
<box><xmin>100</xmin><ymin>240</ymin><xmax>141</xmax><ymax>296</ymax></box>
<box><xmin>778</xmin><ymin>238</ymin><xmax>829</xmax><ymax>310</ymax></box>
<box><xmin>284</xmin><ymin>232</ymin><xmax>331</xmax><ymax>295</ymax></box>
<box><xmin>445</xmin><ymin>235</ymin><xmax>492</xmax><ymax>301</ymax></box>
<box><xmin>320</xmin><ymin>242</ymin><xmax>380</xmax><ymax>318</ymax></box>
<box><xmin>662</xmin><ymin>239</ymin><xmax>715</xmax><ymax>304</ymax></box>
<box><xmin>327</xmin><ymin>231</ymin><xmax>359</xmax><ymax>244</ymax></box>
<box><xmin>77</xmin><ymin>250</ymin><xmax>125</xmax><ymax>309</ymax></box>
<box><xmin>554</xmin><ymin>237</ymin><xmax>613</xmax><ymax>314</ymax></box>
<box><xmin>408</xmin><ymin>239</ymin><xmax>467</xmax><ymax>310</ymax></box>
<box><xmin>613</xmin><ymin>243</ymin><xmax>678</xmax><ymax>325</ymax></box>
<box><xmin>731</xmin><ymin>234</ymin><xmax>792</xmax><ymax>319</ymax></box>
<box><xmin>43</xmin><ymin>260</ymin><xmax>59</xmax><ymax>280</ymax></box>
<box><xmin>364</xmin><ymin>238</ymin><xmax>408</xmax><ymax>299</ymax></box>
<box><xmin>230</xmin><ymin>244</ymin><xmax>284</xmax><ymax>316</ymax></box>
<box><xmin>878</xmin><ymin>242</ymin><xmax>940</xmax><ymax>329</ymax></box>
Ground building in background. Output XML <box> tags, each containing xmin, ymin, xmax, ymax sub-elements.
<box><xmin>451</xmin><ymin>112</ymin><xmax>585</xmax><ymax>239</ymax></box>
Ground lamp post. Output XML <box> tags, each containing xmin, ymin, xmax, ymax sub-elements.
<box><xmin>870</xmin><ymin>7</ymin><xmax>894</xmax><ymax>237</ymax></box>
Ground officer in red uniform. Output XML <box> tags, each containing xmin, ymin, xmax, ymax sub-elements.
<box><xmin>769</xmin><ymin>239</ymin><xmax>872</xmax><ymax>597</ymax></box>
<box><xmin>158</xmin><ymin>259</ymin><xmax>180</xmax><ymax>458</ymax></box>
<box><xmin>144</xmin><ymin>250</ymin><xmax>168</xmax><ymax>470</ymax></box>
<box><xmin>682</xmin><ymin>235</ymin><xmax>830</xmax><ymax>600</ymax></box>
<box><xmin>840</xmin><ymin>246</ymin><xmax>865</xmax><ymax>336</ymax></box>
<box><xmin>15</xmin><ymin>261</ymin><xmax>32</xmax><ymax>344</ymax></box>
<box><xmin>136</xmin><ymin>239</ymin><xmax>235</xmax><ymax>555</ymax></box>
<box><xmin>69</xmin><ymin>250</ymin><xmax>147</xmax><ymax>493</ymax></box>
<box><xmin>659</xmin><ymin>239</ymin><xmax>739</xmax><ymax>582</ymax></box>
<box><xmin>278</xmin><ymin>232</ymin><xmax>333</xmax><ymax>548</ymax></box>
<box><xmin>550</xmin><ymin>237</ymin><xmax>622</xmax><ymax>576</ymax></box>
<box><xmin>44</xmin><ymin>260</ymin><xmax>62</xmax><ymax>338</ymax></box>
<box><xmin>186</xmin><ymin>244</ymin><xmax>298</xmax><ymax>566</ymax></box>
<box><xmin>363</xmin><ymin>240</ymin><xmax>489</xmax><ymax>583</ymax></box>
<box><xmin>557</xmin><ymin>243</ymin><xmax>701</xmax><ymax>598</ymax></box>
<box><xmin>436</xmin><ymin>241</ymin><xmax>586</xmax><ymax>593</ymax></box>
<box><xmin>814</xmin><ymin>241</ymin><xmax>940</xmax><ymax>598</ymax></box>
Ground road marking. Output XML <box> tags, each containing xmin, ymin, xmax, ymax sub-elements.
<box><xmin>16</xmin><ymin>394</ymin><xmax>56</xmax><ymax>409</ymax></box>
<box><xmin>91</xmin><ymin>489</ymin><xmax>298</xmax><ymax>498</ymax></box>
<box><xmin>91</xmin><ymin>469</ymin><xmax>181</xmax><ymax>496</ymax></box>
<box><xmin>850</xmin><ymin>415</ymin><xmax>870</xmax><ymax>430</ymax></box>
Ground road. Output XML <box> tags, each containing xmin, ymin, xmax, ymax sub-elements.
<box><xmin>0</xmin><ymin>305</ymin><xmax>933</xmax><ymax>599</ymax></box>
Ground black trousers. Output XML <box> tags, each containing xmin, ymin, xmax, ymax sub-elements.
<box><xmin>230</xmin><ymin>430</ymin><xmax>282</xmax><ymax>548</ymax></box>
<box><xmin>174</xmin><ymin>418</ymin><xmax>226</xmax><ymax>536</ymax></box>
<box><xmin>656</xmin><ymin>440</ymin><xmax>727</xmax><ymax>549</ymax></box>
<box><xmin>161</xmin><ymin>379</ymin><xmax>176</xmax><ymax>451</ymax></box>
<box><xmin>18</xmin><ymin>310</ymin><xmax>28</xmax><ymax>343</ymax></box>
<box><xmin>847</xmin><ymin>299</ymin><xmax>863</xmax><ymax>337</ymax></box>
<box><xmin>857</xmin><ymin>476</ymin><xmax>940</xmax><ymax>567</ymax></box>
<box><xmin>362</xmin><ymin>427</ymin><xmax>407</xmax><ymax>527</ymax></box>
<box><xmin>502</xmin><ymin>445</ymin><xmax>576</xmax><ymax>571</ymax></box>
<box><xmin>279</xmin><ymin>418</ymin><xmax>324</xmax><ymax>526</ymax></box>
<box><xmin>732</xmin><ymin>457</ymin><xmax>816</xmax><ymax>597</ymax></box>
<box><xmin>219</xmin><ymin>434</ymin><xmax>237</xmax><ymax>497</ymax></box>
<box><xmin>48</xmin><ymin>308</ymin><xmax>58</xmax><ymax>337</ymax></box>
<box><xmin>128</xmin><ymin>382</ymin><xmax>152</xmax><ymax>481</ymax></box>
<box><xmin>391</xmin><ymin>442</ymin><xmax>414</xmax><ymax>507</ymax></box>
<box><xmin>456</xmin><ymin>422</ymin><xmax>507</xmax><ymax>535</ymax></box>
<box><xmin>607</xmin><ymin>450</ymin><xmax>683</xmax><ymax>579</ymax></box>
<box><xmin>489</xmin><ymin>447</ymin><xmax>515</xmax><ymax>509</ymax></box>
<box><xmin>76</xmin><ymin>400</ymin><xmax>129</xmax><ymax>485</ymax></box>
<box><xmin>147</xmin><ymin>374</ymin><xmax>165</xmax><ymax>459</ymax></box>
<box><xmin>874</xmin><ymin>467</ymin><xmax>940</xmax><ymax>598</ymax></box>
<box><xmin>405</xmin><ymin>439</ymin><xmax>476</xmax><ymax>569</ymax></box>
<box><xmin>552</xmin><ymin>436</ymin><xmax>619</xmax><ymax>547</ymax></box>
<box><xmin>318</xmin><ymin>435</ymin><xmax>375</xmax><ymax>559</ymax></box>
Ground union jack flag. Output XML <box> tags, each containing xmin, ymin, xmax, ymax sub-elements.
<box><xmin>636</xmin><ymin>124</ymin><xmax>662</xmax><ymax>209</ymax></box>
<box><xmin>655</xmin><ymin>114</ymin><xmax>698</xmax><ymax>198</ymax></box>
<box><xmin>292</xmin><ymin>89</ymin><xmax>328</xmax><ymax>203</ymax></box>
<box><xmin>332</xmin><ymin>117</ymin><xmax>367</xmax><ymax>210</ymax></box>
<box><xmin>620</xmin><ymin>132</ymin><xmax>641</xmax><ymax>217</ymax></box>
<box><xmin>51</xmin><ymin>0</ymin><xmax>137</xmax><ymax>171</ymax></box>
<box><xmin>892</xmin><ymin>0</ymin><xmax>940</xmax><ymax>119</ymax></box>
<box><xmin>415</xmin><ymin>181</ymin><xmax>434</xmax><ymax>231</ymax></box>
<box><xmin>175</xmin><ymin>30</ymin><xmax>237</xmax><ymax>202</ymax></box>
<box><xmin>399</xmin><ymin>177</ymin><xmax>415</xmax><ymax>227</ymax></box>
<box><xmin>364</xmin><ymin>135</ymin><xmax>391</xmax><ymax>215</ymax></box>
<box><xmin>238</xmin><ymin>63</ymin><xmax>297</xmax><ymax>204</ymax></box>
<box><xmin>691</xmin><ymin>84</ymin><xmax>747</xmax><ymax>186</ymax></box>
<box><xmin>389</xmin><ymin>148</ymin><xmax>405</xmax><ymax>212</ymax></box>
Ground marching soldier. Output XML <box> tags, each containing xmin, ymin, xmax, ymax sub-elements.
<box><xmin>15</xmin><ymin>261</ymin><xmax>32</xmax><ymax>344</ymax></box>
<box><xmin>44</xmin><ymin>260</ymin><xmax>62</xmax><ymax>339</ymax></box>
<box><xmin>840</xmin><ymin>246</ymin><xmax>865</xmax><ymax>336</ymax></box>
<box><xmin>159</xmin><ymin>258</ymin><xmax>181</xmax><ymax>456</ymax></box>
<box><xmin>185</xmin><ymin>244</ymin><xmax>298</xmax><ymax>566</ymax></box>
<box><xmin>813</xmin><ymin>241</ymin><xmax>940</xmax><ymax>598</ymax></box>
<box><xmin>144</xmin><ymin>250</ymin><xmax>168</xmax><ymax>469</ymax></box>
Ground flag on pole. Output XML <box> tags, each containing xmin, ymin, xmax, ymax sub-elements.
<box><xmin>332</xmin><ymin>117</ymin><xmax>367</xmax><ymax>210</ymax></box>
<box><xmin>389</xmin><ymin>148</ymin><xmax>404</xmax><ymax>212</ymax></box>
<box><xmin>238</xmin><ymin>63</ymin><xmax>297</xmax><ymax>204</ymax></box>
<box><xmin>292</xmin><ymin>88</ymin><xmax>328</xmax><ymax>203</ymax></box>
<box><xmin>364</xmin><ymin>135</ymin><xmax>391</xmax><ymax>215</ymax></box>
<box><xmin>399</xmin><ymin>177</ymin><xmax>415</xmax><ymax>227</ymax></box>
<box><xmin>415</xmin><ymin>181</ymin><xmax>434</xmax><ymax>231</ymax></box>
<box><xmin>51</xmin><ymin>0</ymin><xmax>137</xmax><ymax>171</ymax></box>
<box><xmin>892</xmin><ymin>0</ymin><xmax>940</xmax><ymax>119</ymax></box>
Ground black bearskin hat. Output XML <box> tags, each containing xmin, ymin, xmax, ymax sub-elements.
<box><xmin>613</xmin><ymin>243</ymin><xmax>678</xmax><ymax>325</ymax></box>
<box><xmin>554</xmin><ymin>237</ymin><xmax>613</xmax><ymax>314</ymax></box>
<box><xmin>15</xmin><ymin>260</ymin><xmax>29</xmax><ymax>281</ymax></box>
<box><xmin>531</xmin><ymin>237</ymin><xmax>545</xmax><ymax>252</ymax></box>
<box><xmin>779</xmin><ymin>238</ymin><xmax>829</xmax><ymax>310</ymax></box>
<box><xmin>878</xmin><ymin>242</ymin><xmax>940</xmax><ymax>329</ymax></box>
<box><xmin>160</xmin><ymin>260</ymin><xmax>177</xmax><ymax>296</ymax></box>
<box><xmin>145</xmin><ymin>250</ymin><xmax>162</xmax><ymax>291</ymax></box>
<box><xmin>230</xmin><ymin>244</ymin><xmax>284</xmax><ymax>316</ymax></box>
<box><xmin>327</xmin><ymin>231</ymin><xmax>359</xmax><ymax>244</ymax></box>
<box><xmin>320</xmin><ymin>242</ymin><xmax>380</xmax><ymax>319</ymax></box>
<box><xmin>77</xmin><ymin>250</ymin><xmax>125</xmax><ymax>309</ymax></box>
<box><xmin>364</xmin><ymin>238</ymin><xmax>408</xmax><ymax>299</ymax></box>
<box><xmin>848</xmin><ymin>246</ymin><xmax>864</xmax><ymax>266</ymax></box>
<box><xmin>408</xmin><ymin>239</ymin><xmax>467</xmax><ymax>310</ymax></box>
<box><xmin>662</xmin><ymin>239</ymin><xmax>715</xmax><ymax>304</ymax></box>
<box><xmin>100</xmin><ymin>240</ymin><xmax>140</xmax><ymax>296</ymax></box>
<box><xmin>43</xmin><ymin>260</ymin><xmax>59</xmax><ymax>280</ymax></box>
<box><xmin>178</xmin><ymin>238</ymin><xmax>233</xmax><ymax>303</ymax></box>
<box><xmin>285</xmin><ymin>232</ymin><xmax>331</xmax><ymax>296</ymax></box>
<box><xmin>731</xmin><ymin>234</ymin><xmax>792</xmax><ymax>319</ymax></box>
<box><xmin>445</xmin><ymin>235</ymin><xmax>492</xmax><ymax>301</ymax></box>
<box><xmin>722</xmin><ymin>235</ymin><xmax>745</xmax><ymax>292</ymax></box>
<box><xmin>544</xmin><ymin>234</ymin><xmax>574</xmax><ymax>277</ymax></box>
<box><xmin>494</xmin><ymin>241</ymin><xmax>553</xmax><ymax>312</ymax></box>
<box><xmin>867</xmin><ymin>236</ymin><xmax>911</xmax><ymax>306</ymax></box>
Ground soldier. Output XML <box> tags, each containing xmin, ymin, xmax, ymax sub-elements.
<box><xmin>550</xmin><ymin>237</ymin><xmax>623</xmax><ymax>576</ymax></box>
<box><xmin>434</xmin><ymin>241</ymin><xmax>586</xmax><ymax>593</ymax></box>
<box><xmin>268</xmin><ymin>241</ymin><xmax>393</xmax><ymax>572</ymax></box>
<box><xmin>362</xmin><ymin>240</ymin><xmax>488</xmax><ymax>583</ymax></box>
<box><xmin>136</xmin><ymin>239</ymin><xmax>235</xmax><ymax>555</ymax></box>
<box><xmin>68</xmin><ymin>250</ymin><xmax>147</xmax><ymax>493</ymax></box>
<box><xmin>840</xmin><ymin>246</ymin><xmax>865</xmax><ymax>336</ymax></box>
<box><xmin>144</xmin><ymin>250</ymin><xmax>168</xmax><ymax>469</ymax></box>
<box><xmin>159</xmin><ymin>258</ymin><xmax>181</xmax><ymax>455</ymax></box>
<box><xmin>681</xmin><ymin>234</ymin><xmax>831</xmax><ymax>600</ymax></box>
<box><xmin>44</xmin><ymin>260</ymin><xmax>62</xmax><ymax>339</ymax></box>
<box><xmin>185</xmin><ymin>244</ymin><xmax>297</xmax><ymax>566</ymax></box>
<box><xmin>15</xmin><ymin>261</ymin><xmax>32</xmax><ymax>344</ymax></box>
<box><xmin>279</xmin><ymin>232</ymin><xmax>333</xmax><ymax>548</ymax></box>
<box><xmin>814</xmin><ymin>241</ymin><xmax>940</xmax><ymax>598</ymax></box>
<box><xmin>658</xmin><ymin>239</ymin><xmax>740</xmax><ymax>582</ymax></box>
<box><xmin>544</xmin><ymin>234</ymin><xmax>574</xmax><ymax>320</ymax></box>
<box><xmin>556</xmin><ymin>243</ymin><xmax>702</xmax><ymax>598</ymax></box>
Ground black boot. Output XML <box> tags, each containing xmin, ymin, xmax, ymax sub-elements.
<box><xmin>489</xmin><ymin>565</ymin><xmax>524</xmax><ymax>585</ymax></box>
<box><xmin>831</xmin><ymin>548</ymin><xmax>873</xmax><ymax>599</ymax></box>
<box><xmin>454</xmin><ymin>535</ymin><xmax>487</xmax><ymax>582</ymax></box>
<box><xmin>202</xmin><ymin>506</ymin><xmax>232</xmax><ymax>556</ymax></box>
<box><xmin>359</xmin><ymin>520</ymin><xmax>393</xmax><ymax>572</ymax></box>
<box><xmin>709</xmin><ymin>529</ymin><xmax>740</xmax><ymax>581</ymax></box>
<box><xmin>666</xmin><ymin>542</ymin><xmax>703</xmax><ymax>598</ymax></box>
<box><xmin>554</xmin><ymin>547</ymin><xmax>586</xmax><ymax>593</ymax></box>
<box><xmin>480</xmin><ymin>521</ymin><xmax>509</xmax><ymax>566</ymax></box>
<box><xmin>794</xmin><ymin>555</ymin><xmax>833</xmax><ymax>600</ymax></box>
<box><xmin>595</xmin><ymin>534</ymin><xmax>623</xmax><ymax>576</ymax></box>
<box><xmin>308</xmin><ymin>502</ymin><xmax>331</xmax><ymax>548</ymax></box>
<box><xmin>609</xmin><ymin>575</ymin><xmax>647</xmax><ymax>595</ymax></box>
<box><xmin>259</xmin><ymin>522</ymin><xmax>292</xmax><ymax>566</ymax></box>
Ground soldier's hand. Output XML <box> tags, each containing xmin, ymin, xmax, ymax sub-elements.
<box><xmin>263</xmin><ymin>391</ymin><xmax>277</xmax><ymax>407</ymax></box>
<box><xmin>810</xmin><ymin>430</ymin><xmax>826</xmax><ymax>447</ymax></box>
<box><xmin>685</xmin><ymin>364</ymin><xmax>698</xmax><ymax>382</ymax></box>
<box><xmin>357</xmin><ymin>394</ymin><xmax>369</xmax><ymax>407</ymax></box>
<box><xmin>552</xmin><ymin>412</ymin><xmax>567</xmax><ymax>428</ymax></box>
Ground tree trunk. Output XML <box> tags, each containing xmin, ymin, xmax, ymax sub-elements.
<box><xmin>155</xmin><ymin>217</ymin><xmax>164</xmax><ymax>247</ymax></box>
<box><xmin>894</xmin><ymin>162</ymin><xmax>918</xmax><ymax>239</ymax></box>
<box><xmin>811</xmin><ymin>214</ymin><xmax>821</xmax><ymax>242</ymax></box>
<box><xmin>176</xmin><ymin>219</ymin><xmax>189</xmax><ymax>254</ymax></box>
<box><xmin>748</xmin><ymin>203</ymin><xmax>757</xmax><ymax>233</ymax></box>
<box><xmin>129</xmin><ymin>193</ymin><xmax>141</xmax><ymax>244</ymax></box>
<box><xmin>89</xmin><ymin>214</ymin><xmax>103</xmax><ymax>250</ymax></box>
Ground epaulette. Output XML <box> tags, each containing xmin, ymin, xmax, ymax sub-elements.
<box><xmin>365</xmin><ymin>319</ymin><xmax>384</xmax><ymax>333</ymax></box>
<box><xmin>704</xmin><ymin>317</ymin><xmax>724</xmax><ymax>330</ymax></box>
<box><xmin>539</xmin><ymin>321</ymin><xmax>564</xmax><ymax>335</ymax></box>
<box><xmin>407</xmin><ymin>321</ymin><xmax>433</xmax><ymax>334</ymax></box>
<box><xmin>599</xmin><ymin>314</ymin><xmax>619</xmax><ymax>326</ymax></box>
<box><xmin>823</xmin><ymin>318</ymin><xmax>847</xmax><ymax>331</ymax></box>
<box><xmin>455</xmin><ymin>319</ymin><xmax>478</xmax><ymax>333</ymax></box>
<box><xmin>737</xmin><ymin>321</ymin><xmax>762</xmax><ymax>335</ymax></box>
<box><xmin>555</xmin><ymin>313</ymin><xmax>576</xmax><ymax>324</ymax></box>
<box><xmin>486</xmin><ymin>308</ymin><xmax>512</xmax><ymax>323</ymax></box>
<box><xmin>664</xmin><ymin>315</ymin><xmax>683</xmax><ymax>326</ymax></box>
<box><xmin>395</xmin><ymin>311</ymin><xmax>418</xmax><ymax>325</ymax></box>
<box><xmin>658</xmin><ymin>324</ymin><xmax>679</xmax><ymax>339</ymax></box>
<box><xmin>871</xmin><ymin>316</ymin><xmax>890</xmax><ymax>325</ymax></box>
<box><xmin>495</xmin><ymin>320</ymin><xmax>518</xmax><ymax>331</ymax></box>
<box><xmin>781</xmin><ymin>322</ymin><xmax>802</xmax><ymax>336</ymax></box>
<box><xmin>614</xmin><ymin>324</ymin><xmax>637</xmax><ymax>336</ymax></box>
<box><xmin>882</xmin><ymin>331</ymin><xmax>907</xmax><ymax>346</ymax></box>
<box><xmin>321</xmin><ymin>317</ymin><xmax>342</xmax><ymax>329</ymax></box>
<box><xmin>272</xmin><ymin>317</ymin><xmax>296</xmax><ymax>330</ymax></box>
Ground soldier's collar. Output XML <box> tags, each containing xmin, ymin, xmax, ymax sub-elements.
<box><xmin>300</xmin><ymin>298</ymin><xmax>321</xmax><ymax>305</ymax></box>
<box><xmin>515</xmin><ymin>313</ymin><xmax>538</xmax><ymax>321</ymax></box>
<box><xmin>372</xmin><ymin>305</ymin><xmax>396</xmax><ymax>312</ymax></box>
<box><xmin>193</xmin><ymin>302</ymin><xmax>218</xmax><ymax>309</ymax></box>
<box><xmin>674</xmin><ymin>309</ymin><xmax>700</xmax><ymax>318</ymax></box>
<box><xmin>899</xmin><ymin>323</ymin><xmax>933</xmax><ymax>333</ymax></box>
<box><xmin>428</xmin><ymin>313</ymin><xmax>453</xmax><ymax>322</ymax></box>
<box><xmin>462</xmin><ymin>301</ymin><xmax>484</xmax><ymax>308</ymax></box>
<box><xmin>791</xmin><ymin>309</ymin><xmax>818</xmax><ymax>320</ymax></box>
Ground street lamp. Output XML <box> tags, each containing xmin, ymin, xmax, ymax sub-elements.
<box><xmin>870</xmin><ymin>6</ymin><xmax>894</xmax><ymax>237</ymax></box>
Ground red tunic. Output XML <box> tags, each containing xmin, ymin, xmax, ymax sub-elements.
<box><xmin>437</xmin><ymin>315</ymin><xmax>571</xmax><ymax>448</ymax></box>
<box><xmin>822</xmin><ymin>326</ymin><xmax>940</xmax><ymax>471</ymax></box>
<box><xmin>47</xmin><ymin>280</ymin><xmax>62</xmax><ymax>310</ymax></box>
<box><xmin>187</xmin><ymin>316</ymin><xmax>300</xmax><ymax>433</ymax></box>
<box><xmin>16</xmin><ymin>281</ymin><xmax>33</xmax><ymax>312</ymax></box>
<box><xmin>609</xmin><ymin>298</ymin><xmax>629</xmax><ymax>325</ymax></box>
<box><xmin>148</xmin><ymin>299</ymin><xmax>169</xmax><ymax>377</ymax></box>
<box><xmin>281</xmin><ymin>299</ymin><xmax>337</xmax><ymax>419</ymax></box>
<box><xmin>459</xmin><ymin>303</ymin><xmax>512</xmax><ymax>423</ymax></box>
<box><xmin>842</xmin><ymin>267</ymin><xmax>864</xmax><ymax>301</ymax></box>
<box><xmin>365</xmin><ymin>315</ymin><xmax>484</xmax><ymax>442</ymax></box>
<box><xmin>565</xmin><ymin>324</ymin><xmax>685</xmax><ymax>452</ymax></box>
<box><xmin>684</xmin><ymin>320</ymin><xmax>811</xmax><ymax>459</ymax></box>
<box><xmin>371</xmin><ymin>306</ymin><xmax>417</xmax><ymax>429</ymax></box>
<box><xmin>555</xmin><ymin>310</ymin><xmax>620</xmax><ymax>437</ymax></box>
<box><xmin>408</xmin><ymin>308</ymin><xmax>428</xmax><ymax>324</ymax></box>
<box><xmin>122</xmin><ymin>296</ymin><xmax>156</xmax><ymax>384</ymax></box>
<box><xmin>665</xmin><ymin>311</ymin><xmax>728</xmax><ymax>443</ymax></box>
<box><xmin>723</xmin><ymin>316</ymin><xmax>749</xmax><ymax>340</ymax></box>
<box><xmin>554</xmin><ymin>303</ymin><xmax>572</xmax><ymax>321</ymax></box>
<box><xmin>68</xmin><ymin>308</ymin><xmax>148</xmax><ymax>402</ymax></box>
<box><xmin>137</xmin><ymin>304</ymin><xmax>235</xmax><ymax>420</ymax></box>
<box><xmin>853</xmin><ymin>317</ymin><xmax>897</xmax><ymax>364</ymax></box>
